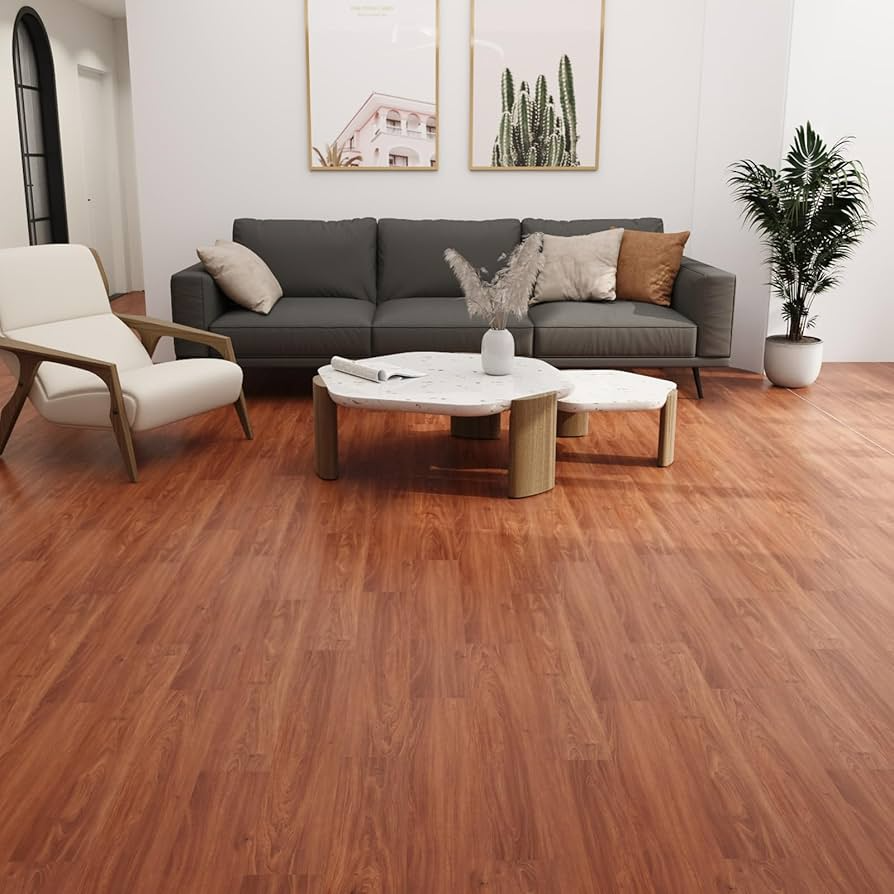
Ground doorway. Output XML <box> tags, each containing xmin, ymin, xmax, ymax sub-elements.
<box><xmin>77</xmin><ymin>65</ymin><xmax>123</xmax><ymax>293</ymax></box>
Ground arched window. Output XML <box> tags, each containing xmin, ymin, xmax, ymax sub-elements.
<box><xmin>385</xmin><ymin>110</ymin><xmax>401</xmax><ymax>135</ymax></box>
<box><xmin>387</xmin><ymin>145</ymin><xmax>419</xmax><ymax>167</ymax></box>
<box><xmin>426</xmin><ymin>116</ymin><xmax>437</xmax><ymax>140</ymax></box>
<box><xmin>406</xmin><ymin>113</ymin><xmax>421</xmax><ymax>136</ymax></box>
<box><xmin>12</xmin><ymin>7</ymin><xmax>67</xmax><ymax>245</ymax></box>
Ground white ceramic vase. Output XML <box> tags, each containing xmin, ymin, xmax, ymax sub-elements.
<box><xmin>481</xmin><ymin>327</ymin><xmax>515</xmax><ymax>376</ymax></box>
<box><xmin>764</xmin><ymin>335</ymin><xmax>824</xmax><ymax>388</ymax></box>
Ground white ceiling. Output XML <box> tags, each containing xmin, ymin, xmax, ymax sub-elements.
<box><xmin>78</xmin><ymin>0</ymin><xmax>126</xmax><ymax>18</ymax></box>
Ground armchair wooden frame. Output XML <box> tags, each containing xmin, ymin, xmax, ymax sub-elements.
<box><xmin>0</xmin><ymin>314</ymin><xmax>252</xmax><ymax>483</ymax></box>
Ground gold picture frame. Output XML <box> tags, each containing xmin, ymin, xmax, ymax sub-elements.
<box><xmin>469</xmin><ymin>0</ymin><xmax>605</xmax><ymax>171</ymax></box>
<box><xmin>305</xmin><ymin>0</ymin><xmax>440</xmax><ymax>172</ymax></box>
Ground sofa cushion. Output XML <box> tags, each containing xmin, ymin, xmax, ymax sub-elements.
<box><xmin>372</xmin><ymin>298</ymin><xmax>534</xmax><ymax>356</ymax></box>
<box><xmin>522</xmin><ymin>218</ymin><xmax>664</xmax><ymax>238</ymax></box>
<box><xmin>233</xmin><ymin>218</ymin><xmax>377</xmax><ymax>301</ymax></box>
<box><xmin>378</xmin><ymin>219</ymin><xmax>521</xmax><ymax>301</ymax></box>
<box><xmin>529</xmin><ymin>300</ymin><xmax>696</xmax><ymax>358</ymax></box>
<box><xmin>211</xmin><ymin>297</ymin><xmax>374</xmax><ymax>359</ymax></box>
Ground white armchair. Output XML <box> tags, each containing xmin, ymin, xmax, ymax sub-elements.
<box><xmin>0</xmin><ymin>244</ymin><xmax>252</xmax><ymax>482</ymax></box>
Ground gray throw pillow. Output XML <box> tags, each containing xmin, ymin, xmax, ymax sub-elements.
<box><xmin>197</xmin><ymin>240</ymin><xmax>282</xmax><ymax>314</ymax></box>
<box><xmin>531</xmin><ymin>229</ymin><xmax>625</xmax><ymax>304</ymax></box>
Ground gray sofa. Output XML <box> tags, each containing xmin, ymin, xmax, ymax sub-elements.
<box><xmin>171</xmin><ymin>217</ymin><xmax>736</xmax><ymax>397</ymax></box>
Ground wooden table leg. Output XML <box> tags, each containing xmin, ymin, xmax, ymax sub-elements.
<box><xmin>508</xmin><ymin>392</ymin><xmax>557</xmax><ymax>499</ymax></box>
<box><xmin>451</xmin><ymin>413</ymin><xmax>502</xmax><ymax>439</ymax></box>
<box><xmin>313</xmin><ymin>376</ymin><xmax>339</xmax><ymax>480</ymax></box>
<box><xmin>658</xmin><ymin>389</ymin><xmax>677</xmax><ymax>468</ymax></box>
<box><xmin>557</xmin><ymin>410</ymin><xmax>589</xmax><ymax>437</ymax></box>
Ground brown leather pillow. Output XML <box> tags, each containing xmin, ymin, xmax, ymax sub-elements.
<box><xmin>616</xmin><ymin>230</ymin><xmax>690</xmax><ymax>306</ymax></box>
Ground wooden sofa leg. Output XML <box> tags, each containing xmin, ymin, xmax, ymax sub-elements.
<box><xmin>692</xmin><ymin>367</ymin><xmax>704</xmax><ymax>400</ymax></box>
<box><xmin>0</xmin><ymin>358</ymin><xmax>39</xmax><ymax>455</ymax></box>
<box><xmin>234</xmin><ymin>392</ymin><xmax>253</xmax><ymax>439</ymax></box>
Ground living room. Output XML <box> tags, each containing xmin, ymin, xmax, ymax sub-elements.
<box><xmin>0</xmin><ymin>0</ymin><xmax>892</xmax><ymax>891</ymax></box>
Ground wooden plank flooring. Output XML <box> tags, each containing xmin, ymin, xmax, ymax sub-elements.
<box><xmin>1</xmin><ymin>304</ymin><xmax>893</xmax><ymax>892</ymax></box>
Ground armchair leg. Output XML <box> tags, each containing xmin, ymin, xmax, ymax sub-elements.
<box><xmin>0</xmin><ymin>358</ymin><xmax>39</xmax><ymax>455</ymax></box>
<box><xmin>692</xmin><ymin>367</ymin><xmax>704</xmax><ymax>400</ymax></box>
<box><xmin>110</xmin><ymin>412</ymin><xmax>138</xmax><ymax>483</ymax></box>
<box><xmin>234</xmin><ymin>392</ymin><xmax>253</xmax><ymax>439</ymax></box>
<box><xmin>107</xmin><ymin>382</ymin><xmax>138</xmax><ymax>483</ymax></box>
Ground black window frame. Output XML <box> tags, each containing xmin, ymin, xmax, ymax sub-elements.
<box><xmin>12</xmin><ymin>6</ymin><xmax>68</xmax><ymax>245</ymax></box>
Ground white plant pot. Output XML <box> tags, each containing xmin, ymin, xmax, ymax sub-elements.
<box><xmin>481</xmin><ymin>327</ymin><xmax>515</xmax><ymax>376</ymax></box>
<box><xmin>764</xmin><ymin>335</ymin><xmax>823</xmax><ymax>388</ymax></box>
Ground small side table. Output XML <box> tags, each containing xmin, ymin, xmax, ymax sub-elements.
<box><xmin>555</xmin><ymin>371</ymin><xmax>678</xmax><ymax>467</ymax></box>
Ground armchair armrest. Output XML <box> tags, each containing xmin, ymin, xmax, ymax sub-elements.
<box><xmin>170</xmin><ymin>262</ymin><xmax>232</xmax><ymax>358</ymax></box>
<box><xmin>0</xmin><ymin>335</ymin><xmax>119</xmax><ymax>381</ymax></box>
<box><xmin>0</xmin><ymin>335</ymin><xmax>132</xmax><ymax>467</ymax></box>
<box><xmin>116</xmin><ymin>314</ymin><xmax>237</xmax><ymax>362</ymax></box>
<box><xmin>671</xmin><ymin>257</ymin><xmax>736</xmax><ymax>359</ymax></box>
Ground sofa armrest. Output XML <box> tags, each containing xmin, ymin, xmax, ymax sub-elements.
<box><xmin>671</xmin><ymin>257</ymin><xmax>736</xmax><ymax>359</ymax></box>
<box><xmin>170</xmin><ymin>263</ymin><xmax>232</xmax><ymax>358</ymax></box>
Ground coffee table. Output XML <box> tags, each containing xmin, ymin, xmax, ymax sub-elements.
<box><xmin>556</xmin><ymin>370</ymin><xmax>678</xmax><ymax>467</ymax></box>
<box><xmin>313</xmin><ymin>352</ymin><xmax>572</xmax><ymax>498</ymax></box>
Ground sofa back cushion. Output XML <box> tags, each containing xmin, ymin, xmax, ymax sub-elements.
<box><xmin>378</xmin><ymin>218</ymin><xmax>522</xmax><ymax>300</ymax></box>
<box><xmin>522</xmin><ymin>218</ymin><xmax>664</xmax><ymax>237</ymax></box>
<box><xmin>233</xmin><ymin>218</ymin><xmax>377</xmax><ymax>300</ymax></box>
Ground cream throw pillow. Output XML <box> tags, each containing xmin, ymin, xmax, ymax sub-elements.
<box><xmin>531</xmin><ymin>229</ymin><xmax>625</xmax><ymax>304</ymax></box>
<box><xmin>197</xmin><ymin>240</ymin><xmax>282</xmax><ymax>314</ymax></box>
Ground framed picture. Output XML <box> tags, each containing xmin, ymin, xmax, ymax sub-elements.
<box><xmin>469</xmin><ymin>0</ymin><xmax>605</xmax><ymax>170</ymax></box>
<box><xmin>305</xmin><ymin>1</ymin><xmax>440</xmax><ymax>171</ymax></box>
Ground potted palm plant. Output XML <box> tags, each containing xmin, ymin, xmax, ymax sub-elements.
<box><xmin>730</xmin><ymin>123</ymin><xmax>872</xmax><ymax>387</ymax></box>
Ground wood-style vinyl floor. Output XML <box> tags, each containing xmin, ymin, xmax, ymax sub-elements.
<box><xmin>1</xmin><ymin>299</ymin><xmax>893</xmax><ymax>892</ymax></box>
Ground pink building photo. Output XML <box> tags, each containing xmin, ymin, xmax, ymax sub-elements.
<box><xmin>306</xmin><ymin>1</ymin><xmax>438</xmax><ymax>169</ymax></box>
<box><xmin>335</xmin><ymin>93</ymin><xmax>437</xmax><ymax>168</ymax></box>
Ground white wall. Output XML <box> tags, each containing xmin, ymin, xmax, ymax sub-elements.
<box><xmin>690</xmin><ymin>1</ymin><xmax>793</xmax><ymax>371</ymax></box>
<box><xmin>126</xmin><ymin>0</ymin><xmax>794</xmax><ymax>370</ymax></box>
<box><xmin>780</xmin><ymin>0</ymin><xmax>894</xmax><ymax>361</ymax></box>
<box><xmin>113</xmin><ymin>16</ymin><xmax>142</xmax><ymax>289</ymax></box>
<box><xmin>0</xmin><ymin>0</ymin><xmax>141</xmax><ymax>292</ymax></box>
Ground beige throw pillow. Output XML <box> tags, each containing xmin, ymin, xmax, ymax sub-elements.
<box><xmin>531</xmin><ymin>229</ymin><xmax>625</xmax><ymax>304</ymax></box>
<box><xmin>197</xmin><ymin>240</ymin><xmax>282</xmax><ymax>314</ymax></box>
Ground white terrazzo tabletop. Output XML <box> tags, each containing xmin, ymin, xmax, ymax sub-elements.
<box><xmin>557</xmin><ymin>370</ymin><xmax>676</xmax><ymax>412</ymax></box>
<box><xmin>318</xmin><ymin>352</ymin><xmax>573</xmax><ymax>417</ymax></box>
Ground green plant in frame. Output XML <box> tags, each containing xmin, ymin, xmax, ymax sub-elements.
<box><xmin>729</xmin><ymin>123</ymin><xmax>872</xmax><ymax>340</ymax></box>
<box><xmin>491</xmin><ymin>55</ymin><xmax>579</xmax><ymax>168</ymax></box>
<box><xmin>313</xmin><ymin>142</ymin><xmax>361</xmax><ymax>168</ymax></box>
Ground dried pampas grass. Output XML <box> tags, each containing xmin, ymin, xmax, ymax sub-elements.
<box><xmin>444</xmin><ymin>233</ymin><xmax>544</xmax><ymax>330</ymax></box>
